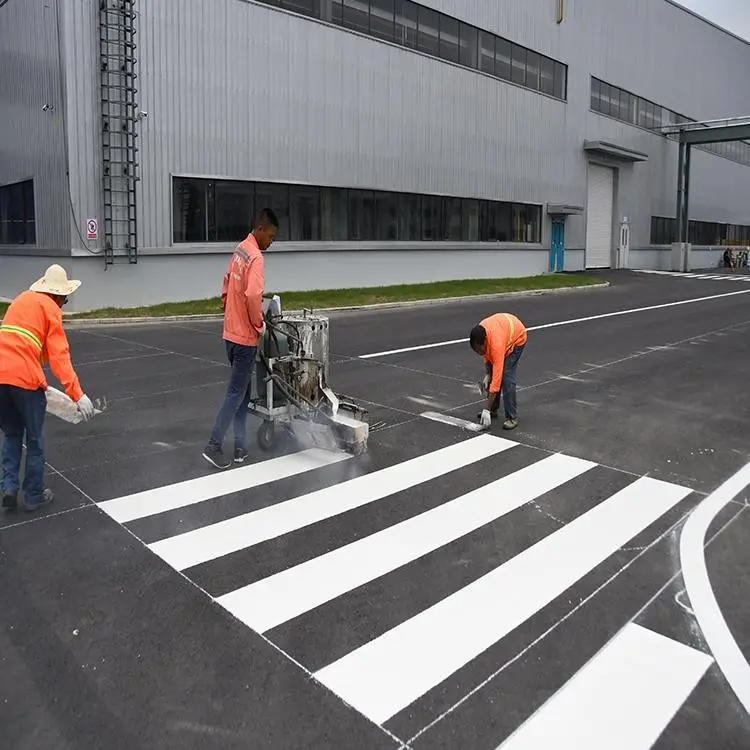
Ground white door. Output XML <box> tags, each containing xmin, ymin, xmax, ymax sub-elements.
<box><xmin>585</xmin><ymin>164</ymin><xmax>614</xmax><ymax>268</ymax></box>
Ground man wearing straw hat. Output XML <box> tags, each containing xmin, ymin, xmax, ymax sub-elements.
<box><xmin>0</xmin><ymin>264</ymin><xmax>95</xmax><ymax>512</ymax></box>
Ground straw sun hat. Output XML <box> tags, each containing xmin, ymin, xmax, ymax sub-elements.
<box><xmin>29</xmin><ymin>264</ymin><xmax>82</xmax><ymax>296</ymax></box>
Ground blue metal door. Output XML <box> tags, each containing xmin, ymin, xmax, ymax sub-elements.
<box><xmin>550</xmin><ymin>220</ymin><xmax>565</xmax><ymax>272</ymax></box>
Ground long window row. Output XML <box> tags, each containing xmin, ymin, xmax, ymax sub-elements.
<box><xmin>0</xmin><ymin>179</ymin><xmax>36</xmax><ymax>245</ymax></box>
<box><xmin>173</xmin><ymin>177</ymin><xmax>542</xmax><ymax>245</ymax></box>
<box><xmin>591</xmin><ymin>77</ymin><xmax>750</xmax><ymax>168</ymax></box>
<box><xmin>651</xmin><ymin>216</ymin><xmax>750</xmax><ymax>246</ymax></box>
<box><xmin>258</xmin><ymin>0</ymin><xmax>568</xmax><ymax>100</ymax></box>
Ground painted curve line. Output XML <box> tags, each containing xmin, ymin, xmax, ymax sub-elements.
<box><xmin>679</xmin><ymin>459</ymin><xmax>750</xmax><ymax>716</ymax></box>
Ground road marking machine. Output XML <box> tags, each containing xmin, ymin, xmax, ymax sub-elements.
<box><xmin>247</xmin><ymin>295</ymin><xmax>369</xmax><ymax>456</ymax></box>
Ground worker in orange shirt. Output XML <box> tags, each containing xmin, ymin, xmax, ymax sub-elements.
<box><xmin>203</xmin><ymin>208</ymin><xmax>279</xmax><ymax>469</ymax></box>
<box><xmin>469</xmin><ymin>312</ymin><xmax>528</xmax><ymax>431</ymax></box>
<box><xmin>0</xmin><ymin>265</ymin><xmax>95</xmax><ymax>512</ymax></box>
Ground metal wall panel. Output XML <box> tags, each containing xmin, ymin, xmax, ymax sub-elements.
<box><xmin>0</xmin><ymin>0</ymin><xmax>71</xmax><ymax>253</ymax></box>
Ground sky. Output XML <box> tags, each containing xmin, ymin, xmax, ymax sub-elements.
<box><xmin>676</xmin><ymin>0</ymin><xmax>750</xmax><ymax>41</ymax></box>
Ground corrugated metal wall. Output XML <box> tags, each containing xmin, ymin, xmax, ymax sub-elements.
<box><xmin>0</xmin><ymin>0</ymin><xmax>71</xmax><ymax>253</ymax></box>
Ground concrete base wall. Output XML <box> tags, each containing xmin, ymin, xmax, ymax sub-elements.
<box><xmin>1</xmin><ymin>247</ymin><xmax>575</xmax><ymax>312</ymax></box>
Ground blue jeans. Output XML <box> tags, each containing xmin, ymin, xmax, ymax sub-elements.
<box><xmin>0</xmin><ymin>385</ymin><xmax>47</xmax><ymax>500</ymax></box>
<box><xmin>207</xmin><ymin>341</ymin><xmax>257</xmax><ymax>452</ymax></box>
<box><xmin>491</xmin><ymin>344</ymin><xmax>525</xmax><ymax>420</ymax></box>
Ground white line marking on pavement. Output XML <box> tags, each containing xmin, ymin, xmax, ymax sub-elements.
<box><xmin>217</xmin><ymin>453</ymin><xmax>596</xmax><ymax>633</ymax></box>
<box><xmin>313</xmin><ymin>475</ymin><xmax>692</xmax><ymax>724</ymax></box>
<box><xmin>496</xmin><ymin>624</ymin><xmax>713</xmax><ymax>749</ymax></box>
<box><xmin>358</xmin><ymin>288</ymin><xmax>750</xmax><ymax>359</ymax></box>
<box><xmin>679</xmin><ymin>459</ymin><xmax>750</xmax><ymax>715</ymax></box>
<box><xmin>97</xmin><ymin>449</ymin><xmax>352</xmax><ymax>523</ymax></box>
<box><xmin>420</xmin><ymin>411</ymin><xmax>485</xmax><ymax>432</ymax></box>
<box><xmin>147</xmin><ymin>434</ymin><xmax>516</xmax><ymax>570</ymax></box>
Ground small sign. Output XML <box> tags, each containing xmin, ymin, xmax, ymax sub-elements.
<box><xmin>86</xmin><ymin>218</ymin><xmax>98</xmax><ymax>240</ymax></box>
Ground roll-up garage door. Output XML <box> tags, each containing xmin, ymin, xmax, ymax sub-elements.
<box><xmin>585</xmin><ymin>164</ymin><xmax>614</xmax><ymax>269</ymax></box>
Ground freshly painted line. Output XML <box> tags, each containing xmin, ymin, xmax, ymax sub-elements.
<box><xmin>497</xmin><ymin>623</ymin><xmax>713</xmax><ymax>749</ymax></box>
<box><xmin>97</xmin><ymin>448</ymin><xmax>352</xmax><ymax>524</ymax></box>
<box><xmin>358</xmin><ymin>287</ymin><xmax>750</xmax><ymax>358</ymax></box>
<box><xmin>679</xmin><ymin>459</ymin><xmax>750</xmax><ymax>714</ymax></box>
<box><xmin>420</xmin><ymin>411</ymin><xmax>484</xmax><ymax>432</ymax></box>
<box><xmin>313</xmin><ymin>475</ymin><xmax>692</xmax><ymax>724</ymax></box>
<box><xmin>217</xmin><ymin>453</ymin><xmax>596</xmax><ymax>633</ymax></box>
<box><xmin>147</xmin><ymin>434</ymin><xmax>516</xmax><ymax>570</ymax></box>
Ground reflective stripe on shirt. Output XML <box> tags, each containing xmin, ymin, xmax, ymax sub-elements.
<box><xmin>0</xmin><ymin>324</ymin><xmax>43</xmax><ymax>351</ymax></box>
<box><xmin>504</xmin><ymin>313</ymin><xmax>516</xmax><ymax>351</ymax></box>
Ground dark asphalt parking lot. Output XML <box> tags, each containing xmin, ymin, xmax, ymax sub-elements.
<box><xmin>1</xmin><ymin>269</ymin><xmax>749</xmax><ymax>749</ymax></box>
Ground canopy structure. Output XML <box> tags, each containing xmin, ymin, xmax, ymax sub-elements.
<box><xmin>657</xmin><ymin>117</ymin><xmax>750</xmax><ymax>245</ymax></box>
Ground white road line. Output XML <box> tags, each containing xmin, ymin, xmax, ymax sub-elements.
<box><xmin>420</xmin><ymin>411</ymin><xmax>485</xmax><ymax>432</ymax></box>
<box><xmin>679</xmin><ymin>459</ymin><xmax>750</xmax><ymax>714</ymax></box>
<box><xmin>497</xmin><ymin>623</ymin><xmax>713</xmax><ymax>749</ymax></box>
<box><xmin>358</xmin><ymin>287</ymin><xmax>750</xmax><ymax>359</ymax></box>
<box><xmin>217</xmin><ymin>453</ymin><xmax>596</xmax><ymax>633</ymax></box>
<box><xmin>97</xmin><ymin>449</ymin><xmax>352</xmax><ymax>524</ymax></box>
<box><xmin>313</xmin><ymin>475</ymin><xmax>692</xmax><ymax>725</ymax></box>
<box><xmin>147</xmin><ymin>434</ymin><xmax>516</xmax><ymax>570</ymax></box>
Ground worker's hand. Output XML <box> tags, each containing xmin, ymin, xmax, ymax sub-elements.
<box><xmin>258</xmin><ymin>321</ymin><xmax>267</xmax><ymax>337</ymax></box>
<box><xmin>76</xmin><ymin>394</ymin><xmax>95</xmax><ymax>421</ymax></box>
<box><xmin>479</xmin><ymin>409</ymin><xmax>492</xmax><ymax>429</ymax></box>
<box><xmin>482</xmin><ymin>374</ymin><xmax>490</xmax><ymax>395</ymax></box>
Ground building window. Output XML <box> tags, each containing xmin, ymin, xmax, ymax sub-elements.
<box><xmin>0</xmin><ymin>179</ymin><xmax>36</xmax><ymax>245</ymax></box>
<box><xmin>257</xmin><ymin>0</ymin><xmax>568</xmax><ymax>101</ymax></box>
<box><xmin>591</xmin><ymin>77</ymin><xmax>750</xmax><ymax>168</ymax></box>
<box><xmin>172</xmin><ymin>177</ymin><xmax>542</xmax><ymax>246</ymax></box>
<box><xmin>651</xmin><ymin>215</ymin><xmax>750</xmax><ymax>246</ymax></box>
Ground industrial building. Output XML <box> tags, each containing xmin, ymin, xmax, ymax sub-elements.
<box><xmin>2</xmin><ymin>0</ymin><xmax>750</xmax><ymax>311</ymax></box>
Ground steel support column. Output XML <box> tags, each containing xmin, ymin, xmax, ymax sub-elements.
<box><xmin>675</xmin><ymin>136</ymin><xmax>692</xmax><ymax>245</ymax></box>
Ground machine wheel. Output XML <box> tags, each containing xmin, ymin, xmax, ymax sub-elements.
<box><xmin>257</xmin><ymin>421</ymin><xmax>275</xmax><ymax>451</ymax></box>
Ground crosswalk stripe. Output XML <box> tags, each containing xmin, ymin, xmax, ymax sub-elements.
<box><xmin>147</xmin><ymin>434</ymin><xmax>517</xmax><ymax>571</ymax></box>
<box><xmin>97</xmin><ymin>448</ymin><xmax>352</xmax><ymax>524</ymax></box>
<box><xmin>216</xmin><ymin>452</ymin><xmax>597</xmax><ymax>633</ymax></box>
<box><xmin>313</xmin><ymin>475</ymin><xmax>692</xmax><ymax>725</ymax></box>
<box><xmin>496</xmin><ymin>623</ymin><xmax>712</xmax><ymax>749</ymax></box>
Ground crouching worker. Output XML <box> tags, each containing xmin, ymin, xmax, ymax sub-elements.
<box><xmin>0</xmin><ymin>265</ymin><xmax>95</xmax><ymax>512</ymax></box>
<box><xmin>470</xmin><ymin>312</ymin><xmax>528</xmax><ymax>431</ymax></box>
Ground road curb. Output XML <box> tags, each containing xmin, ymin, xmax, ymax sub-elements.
<box><xmin>55</xmin><ymin>281</ymin><xmax>610</xmax><ymax>327</ymax></box>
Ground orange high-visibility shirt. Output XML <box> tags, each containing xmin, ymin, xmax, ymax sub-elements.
<box><xmin>0</xmin><ymin>290</ymin><xmax>84</xmax><ymax>401</ymax></box>
<box><xmin>481</xmin><ymin>312</ymin><xmax>528</xmax><ymax>393</ymax></box>
<box><xmin>221</xmin><ymin>233</ymin><xmax>265</xmax><ymax>347</ymax></box>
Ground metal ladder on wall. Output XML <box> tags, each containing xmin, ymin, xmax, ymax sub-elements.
<box><xmin>99</xmin><ymin>0</ymin><xmax>139</xmax><ymax>266</ymax></box>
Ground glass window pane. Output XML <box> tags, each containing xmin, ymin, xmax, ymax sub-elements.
<box><xmin>395</xmin><ymin>0</ymin><xmax>417</xmax><ymax>48</ymax></box>
<box><xmin>458</xmin><ymin>23</ymin><xmax>478</xmax><ymax>68</ymax></box>
<box><xmin>512</xmin><ymin>203</ymin><xmax>540</xmax><ymax>243</ymax></box>
<box><xmin>495</xmin><ymin>38</ymin><xmax>511</xmax><ymax>80</ymax></box>
<box><xmin>289</xmin><ymin>185</ymin><xmax>321</xmax><ymax>241</ymax></box>
<box><xmin>421</xmin><ymin>195</ymin><xmax>442</xmax><ymax>240</ymax></box>
<box><xmin>479</xmin><ymin>31</ymin><xmax>495</xmax><ymax>74</ymax></box>
<box><xmin>482</xmin><ymin>202</ymin><xmax>511</xmax><ymax>241</ymax></box>
<box><xmin>398</xmin><ymin>193</ymin><xmax>421</xmax><ymax>239</ymax></box>
<box><xmin>320</xmin><ymin>187</ymin><xmax>348</xmax><ymax>240</ymax></box>
<box><xmin>348</xmin><ymin>189</ymin><xmax>374</xmax><ymax>240</ymax></box>
<box><xmin>553</xmin><ymin>62</ymin><xmax>566</xmax><ymax>99</ymax></box>
<box><xmin>254</xmin><ymin>182</ymin><xmax>290</xmax><ymax>241</ymax></box>
<box><xmin>341</xmin><ymin>0</ymin><xmax>369</xmax><ymax>33</ymax></box>
<box><xmin>443</xmin><ymin>197</ymin><xmax>462</xmax><ymax>240</ymax></box>
<box><xmin>541</xmin><ymin>57</ymin><xmax>554</xmax><ymax>95</ymax></box>
<box><xmin>214</xmin><ymin>180</ymin><xmax>254</xmax><ymax>242</ymax></box>
<box><xmin>173</xmin><ymin>177</ymin><xmax>207</xmax><ymax>243</ymax></box>
<box><xmin>590</xmin><ymin>77</ymin><xmax>601</xmax><ymax>111</ymax></box>
<box><xmin>417</xmin><ymin>7</ymin><xmax>439</xmax><ymax>56</ymax></box>
<box><xmin>510</xmin><ymin>44</ymin><xmax>526</xmax><ymax>85</ymax></box>
<box><xmin>461</xmin><ymin>199</ymin><xmax>479</xmax><ymax>241</ymax></box>
<box><xmin>525</xmin><ymin>51</ymin><xmax>540</xmax><ymax>91</ymax></box>
<box><xmin>374</xmin><ymin>191</ymin><xmax>399</xmax><ymax>240</ymax></box>
<box><xmin>370</xmin><ymin>0</ymin><xmax>395</xmax><ymax>42</ymax></box>
<box><xmin>438</xmin><ymin>16</ymin><xmax>459</xmax><ymax>63</ymax></box>
<box><xmin>281</xmin><ymin>0</ymin><xmax>320</xmax><ymax>18</ymax></box>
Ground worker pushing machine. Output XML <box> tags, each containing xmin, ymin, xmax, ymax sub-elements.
<box><xmin>470</xmin><ymin>312</ymin><xmax>528</xmax><ymax>431</ymax></box>
<box><xmin>0</xmin><ymin>265</ymin><xmax>95</xmax><ymax>512</ymax></box>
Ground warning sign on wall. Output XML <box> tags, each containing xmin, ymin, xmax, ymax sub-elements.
<box><xmin>86</xmin><ymin>219</ymin><xmax>98</xmax><ymax>240</ymax></box>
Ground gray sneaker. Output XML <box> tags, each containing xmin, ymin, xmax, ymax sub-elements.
<box><xmin>24</xmin><ymin>489</ymin><xmax>54</xmax><ymax>513</ymax></box>
<box><xmin>202</xmin><ymin>446</ymin><xmax>231</xmax><ymax>469</ymax></box>
<box><xmin>2</xmin><ymin>491</ymin><xmax>18</xmax><ymax>512</ymax></box>
<box><xmin>234</xmin><ymin>447</ymin><xmax>249</xmax><ymax>464</ymax></box>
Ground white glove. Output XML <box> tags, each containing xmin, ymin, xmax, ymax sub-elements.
<box><xmin>482</xmin><ymin>374</ymin><xmax>490</xmax><ymax>395</ymax></box>
<box><xmin>480</xmin><ymin>409</ymin><xmax>492</xmax><ymax>428</ymax></box>
<box><xmin>76</xmin><ymin>394</ymin><xmax>95</xmax><ymax>421</ymax></box>
<box><xmin>258</xmin><ymin>321</ymin><xmax>267</xmax><ymax>337</ymax></box>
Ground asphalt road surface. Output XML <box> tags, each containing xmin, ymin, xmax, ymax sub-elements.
<box><xmin>1</xmin><ymin>269</ymin><xmax>749</xmax><ymax>749</ymax></box>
